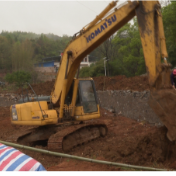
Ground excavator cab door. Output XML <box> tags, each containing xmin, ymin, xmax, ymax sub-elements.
<box><xmin>78</xmin><ymin>80</ymin><xmax>98</xmax><ymax>113</ymax></box>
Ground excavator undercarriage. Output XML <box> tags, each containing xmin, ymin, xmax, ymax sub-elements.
<box><xmin>9</xmin><ymin>122</ymin><xmax>107</xmax><ymax>152</ymax></box>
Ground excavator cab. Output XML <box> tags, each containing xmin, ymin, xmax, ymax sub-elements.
<box><xmin>63</xmin><ymin>78</ymin><xmax>100</xmax><ymax>121</ymax></box>
<box><xmin>78</xmin><ymin>80</ymin><xmax>98</xmax><ymax>113</ymax></box>
<box><xmin>10</xmin><ymin>78</ymin><xmax>100</xmax><ymax>125</ymax></box>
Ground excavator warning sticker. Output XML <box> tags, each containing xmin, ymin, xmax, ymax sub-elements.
<box><xmin>86</xmin><ymin>14</ymin><xmax>117</xmax><ymax>43</ymax></box>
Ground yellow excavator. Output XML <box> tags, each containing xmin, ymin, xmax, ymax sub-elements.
<box><xmin>10</xmin><ymin>1</ymin><xmax>176</xmax><ymax>151</ymax></box>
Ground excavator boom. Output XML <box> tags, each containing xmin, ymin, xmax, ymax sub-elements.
<box><xmin>51</xmin><ymin>0</ymin><xmax>169</xmax><ymax>105</ymax></box>
<box><xmin>51</xmin><ymin>1</ymin><xmax>139</xmax><ymax>105</ymax></box>
<box><xmin>51</xmin><ymin>1</ymin><xmax>176</xmax><ymax>141</ymax></box>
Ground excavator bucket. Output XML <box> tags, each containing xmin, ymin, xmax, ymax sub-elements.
<box><xmin>135</xmin><ymin>1</ymin><xmax>176</xmax><ymax>141</ymax></box>
<box><xmin>148</xmin><ymin>66</ymin><xmax>176</xmax><ymax>141</ymax></box>
<box><xmin>149</xmin><ymin>89</ymin><xmax>176</xmax><ymax>141</ymax></box>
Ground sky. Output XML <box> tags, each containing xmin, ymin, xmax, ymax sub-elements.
<box><xmin>0</xmin><ymin>1</ymin><xmax>127</xmax><ymax>37</ymax></box>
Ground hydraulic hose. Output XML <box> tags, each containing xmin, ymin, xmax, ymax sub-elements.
<box><xmin>0</xmin><ymin>140</ymin><xmax>169</xmax><ymax>171</ymax></box>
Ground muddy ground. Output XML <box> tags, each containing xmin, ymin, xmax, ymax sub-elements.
<box><xmin>1</xmin><ymin>105</ymin><xmax>176</xmax><ymax>171</ymax></box>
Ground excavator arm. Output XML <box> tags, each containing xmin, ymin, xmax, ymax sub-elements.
<box><xmin>52</xmin><ymin>1</ymin><xmax>176</xmax><ymax>141</ymax></box>
<box><xmin>51</xmin><ymin>0</ymin><xmax>169</xmax><ymax>105</ymax></box>
<box><xmin>51</xmin><ymin>1</ymin><xmax>138</xmax><ymax>105</ymax></box>
<box><xmin>136</xmin><ymin>2</ymin><xmax>176</xmax><ymax>141</ymax></box>
<box><xmin>136</xmin><ymin>1</ymin><xmax>170</xmax><ymax>89</ymax></box>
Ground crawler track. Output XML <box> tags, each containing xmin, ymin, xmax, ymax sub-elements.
<box><xmin>48</xmin><ymin>122</ymin><xmax>107</xmax><ymax>152</ymax></box>
<box><xmin>8</xmin><ymin>121</ymin><xmax>107</xmax><ymax>152</ymax></box>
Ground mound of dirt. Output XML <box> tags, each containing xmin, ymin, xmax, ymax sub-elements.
<box><xmin>93</xmin><ymin>75</ymin><xmax>149</xmax><ymax>91</ymax></box>
<box><xmin>67</xmin><ymin>109</ymin><xmax>176</xmax><ymax>169</ymax></box>
<box><xmin>16</xmin><ymin>80</ymin><xmax>55</xmax><ymax>96</ymax></box>
<box><xmin>16</xmin><ymin>75</ymin><xmax>149</xmax><ymax>96</ymax></box>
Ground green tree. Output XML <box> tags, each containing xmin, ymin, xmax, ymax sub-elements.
<box><xmin>79</xmin><ymin>66</ymin><xmax>90</xmax><ymax>78</ymax></box>
<box><xmin>79</xmin><ymin>60</ymin><xmax>105</xmax><ymax>78</ymax></box>
<box><xmin>162</xmin><ymin>1</ymin><xmax>176</xmax><ymax>67</ymax></box>
<box><xmin>0</xmin><ymin>36</ymin><xmax>12</xmax><ymax>70</ymax></box>
<box><xmin>33</xmin><ymin>34</ymin><xmax>72</xmax><ymax>62</ymax></box>
<box><xmin>5</xmin><ymin>71</ymin><xmax>31</xmax><ymax>87</ymax></box>
<box><xmin>11</xmin><ymin>39</ymin><xmax>35</xmax><ymax>72</ymax></box>
<box><xmin>79</xmin><ymin>19</ymin><xmax>146</xmax><ymax>78</ymax></box>
<box><xmin>111</xmin><ymin>19</ymin><xmax>145</xmax><ymax>77</ymax></box>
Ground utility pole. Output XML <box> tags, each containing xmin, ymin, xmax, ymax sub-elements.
<box><xmin>103</xmin><ymin>57</ymin><xmax>109</xmax><ymax>76</ymax></box>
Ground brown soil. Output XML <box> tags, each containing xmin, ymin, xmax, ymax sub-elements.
<box><xmin>16</xmin><ymin>75</ymin><xmax>149</xmax><ymax>96</ymax></box>
<box><xmin>66</xmin><ymin>109</ymin><xmax>174</xmax><ymax>170</ymax></box>
<box><xmin>0</xmin><ymin>73</ymin><xmax>5</xmax><ymax>76</ymax></box>
<box><xmin>16</xmin><ymin>80</ymin><xmax>55</xmax><ymax>95</ymax></box>
<box><xmin>1</xmin><ymin>106</ymin><xmax>176</xmax><ymax>171</ymax></box>
<box><xmin>47</xmin><ymin>159</ymin><xmax>122</xmax><ymax>171</ymax></box>
<box><xmin>93</xmin><ymin>75</ymin><xmax>149</xmax><ymax>91</ymax></box>
<box><xmin>148</xmin><ymin>89</ymin><xmax>176</xmax><ymax>141</ymax></box>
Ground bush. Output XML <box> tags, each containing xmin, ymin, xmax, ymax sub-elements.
<box><xmin>79</xmin><ymin>60</ymin><xmax>105</xmax><ymax>78</ymax></box>
<box><xmin>5</xmin><ymin>71</ymin><xmax>31</xmax><ymax>87</ymax></box>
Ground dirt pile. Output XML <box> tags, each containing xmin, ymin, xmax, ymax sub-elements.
<box><xmin>16</xmin><ymin>75</ymin><xmax>149</xmax><ymax>96</ymax></box>
<box><xmin>16</xmin><ymin>80</ymin><xmax>55</xmax><ymax>96</ymax></box>
<box><xmin>67</xmin><ymin>109</ymin><xmax>175</xmax><ymax>169</ymax></box>
<box><xmin>93</xmin><ymin>75</ymin><xmax>149</xmax><ymax>91</ymax></box>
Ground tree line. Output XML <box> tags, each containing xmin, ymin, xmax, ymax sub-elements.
<box><xmin>0</xmin><ymin>31</ymin><xmax>72</xmax><ymax>71</ymax></box>
<box><xmin>0</xmin><ymin>1</ymin><xmax>176</xmax><ymax>81</ymax></box>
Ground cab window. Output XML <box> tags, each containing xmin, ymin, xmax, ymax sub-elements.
<box><xmin>79</xmin><ymin>80</ymin><xmax>98</xmax><ymax>113</ymax></box>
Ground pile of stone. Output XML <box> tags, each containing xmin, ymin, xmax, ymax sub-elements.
<box><xmin>0</xmin><ymin>93</ymin><xmax>19</xmax><ymax>102</ymax></box>
<box><xmin>0</xmin><ymin>93</ymin><xmax>47</xmax><ymax>102</ymax></box>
